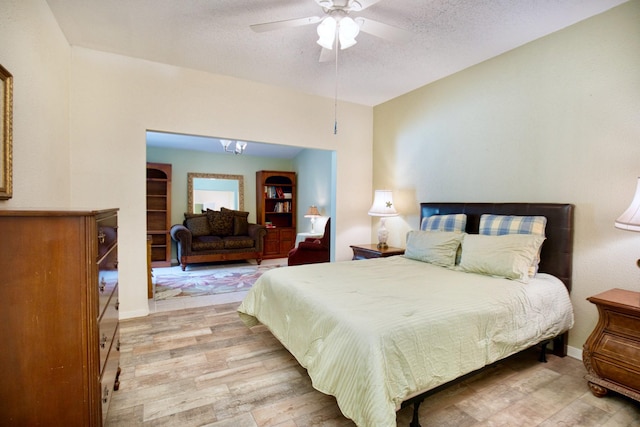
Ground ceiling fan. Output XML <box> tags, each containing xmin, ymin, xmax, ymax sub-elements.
<box><xmin>250</xmin><ymin>0</ymin><xmax>410</xmax><ymax>60</ymax></box>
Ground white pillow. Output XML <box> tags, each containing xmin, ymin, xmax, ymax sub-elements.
<box><xmin>459</xmin><ymin>234</ymin><xmax>546</xmax><ymax>283</ymax></box>
<box><xmin>479</xmin><ymin>214</ymin><xmax>547</xmax><ymax>277</ymax></box>
<box><xmin>405</xmin><ymin>231</ymin><xmax>464</xmax><ymax>267</ymax></box>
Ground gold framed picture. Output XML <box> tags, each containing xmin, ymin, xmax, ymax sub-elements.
<box><xmin>0</xmin><ymin>64</ymin><xmax>13</xmax><ymax>200</ymax></box>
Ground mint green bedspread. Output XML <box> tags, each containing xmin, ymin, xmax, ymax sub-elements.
<box><xmin>238</xmin><ymin>256</ymin><xmax>574</xmax><ymax>427</ymax></box>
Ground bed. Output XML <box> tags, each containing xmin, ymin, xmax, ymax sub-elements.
<box><xmin>238</xmin><ymin>202</ymin><xmax>575</xmax><ymax>427</ymax></box>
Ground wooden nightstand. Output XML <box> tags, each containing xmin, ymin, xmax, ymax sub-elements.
<box><xmin>583</xmin><ymin>288</ymin><xmax>640</xmax><ymax>402</ymax></box>
<box><xmin>350</xmin><ymin>244</ymin><xmax>405</xmax><ymax>260</ymax></box>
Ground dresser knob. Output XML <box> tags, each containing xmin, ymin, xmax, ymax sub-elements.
<box><xmin>99</xmin><ymin>277</ymin><xmax>106</xmax><ymax>293</ymax></box>
<box><xmin>98</xmin><ymin>229</ymin><xmax>105</xmax><ymax>244</ymax></box>
<box><xmin>115</xmin><ymin>299</ymin><xmax>119</xmax><ymax>311</ymax></box>
<box><xmin>100</xmin><ymin>334</ymin><xmax>108</xmax><ymax>349</ymax></box>
<box><xmin>102</xmin><ymin>386</ymin><xmax>109</xmax><ymax>403</ymax></box>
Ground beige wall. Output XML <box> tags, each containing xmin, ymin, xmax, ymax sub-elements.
<box><xmin>373</xmin><ymin>0</ymin><xmax>640</xmax><ymax>355</ymax></box>
<box><xmin>68</xmin><ymin>48</ymin><xmax>373</xmax><ymax>318</ymax></box>
<box><xmin>0</xmin><ymin>0</ymin><xmax>71</xmax><ymax>207</ymax></box>
<box><xmin>1</xmin><ymin>1</ymin><xmax>373</xmax><ymax>319</ymax></box>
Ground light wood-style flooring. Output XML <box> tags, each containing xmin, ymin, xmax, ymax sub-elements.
<box><xmin>107</xmin><ymin>299</ymin><xmax>640</xmax><ymax>426</ymax></box>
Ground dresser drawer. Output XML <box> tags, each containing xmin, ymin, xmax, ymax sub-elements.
<box><xmin>100</xmin><ymin>326</ymin><xmax>120</xmax><ymax>424</ymax></box>
<box><xmin>98</xmin><ymin>246</ymin><xmax>118</xmax><ymax>316</ymax></box>
<box><xmin>99</xmin><ymin>285</ymin><xmax>119</xmax><ymax>374</ymax></box>
<box><xmin>97</xmin><ymin>211</ymin><xmax>118</xmax><ymax>260</ymax></box>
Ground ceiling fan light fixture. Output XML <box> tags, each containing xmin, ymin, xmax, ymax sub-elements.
<box><xmin>235</xmin><ymin>141</ymin><xmax>248</xmax><ymax>154</ymax></box>
<box><xmin>220</xmin><ymin>139</ymin><xmax>247</xmax><ymax>155</ymax></box>
<box><xmin>338</xmin><ymin>16</ymin><xmax>359</xmax><ymax>49</ymax></box>
<box><xmin>317</xmin><ymin>16</ymin><xmax>337</xmax><ymax>50</ymax></box>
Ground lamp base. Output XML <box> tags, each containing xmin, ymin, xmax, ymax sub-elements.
<box><xmin>377</xmin><ymin>217</ymin><xmax>389</xmax><ymax>249</ymax></box>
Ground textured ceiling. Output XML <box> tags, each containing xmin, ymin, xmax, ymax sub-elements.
<box><xmin>45</xmin><ymin>0</ymin><xmax>627</xmax><ymax>107</ymax></box>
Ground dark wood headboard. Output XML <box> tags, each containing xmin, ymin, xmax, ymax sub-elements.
<box><xmin>420</xmin><ymin>203</ymin><xmax>575</xmax><ymax>291</ymax></box>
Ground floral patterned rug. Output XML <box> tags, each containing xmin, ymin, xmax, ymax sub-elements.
<box><xmin>153</xmin><ymin>263</ymin><xmax>280</xmax><ymax>300</ymax></box>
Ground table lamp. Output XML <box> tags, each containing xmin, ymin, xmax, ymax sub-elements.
<box><xmin>304</xmin><ymin>205</ymin><xmax>321</xmax><ymax>233</ymax></box>
<box><xmin>615</xmin><ymin>176</ymin><xmax>640</xmax><ymax>270</ymax></box>
<box><xmin>368</xmin><ymin>190</ymin><xmax>398</xmax><ymax>248</ymax></box>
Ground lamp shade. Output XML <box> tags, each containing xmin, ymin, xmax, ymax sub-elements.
<box><xmin>368</xmin><ymin>190</ymin><xmax>398</xmax><ymax>217</ymax></box>
<box><xmin>317</xmin><ymin>17</ymin><xmax>337</xmax><ymax>50</ymax></box>
<box><xmin>305</xmin><ymin>205</ymin><xmax>321</xmax><ymax>218</ymax></box>
<box><xmin>338</xmin><ymin>17</ymin><xmax>359</xmax><ymax>49</ymax></box>
<box><xmin>615</xmin><ymin>177</ymin><xmax>640</xmax><ymax>232</ymax></box>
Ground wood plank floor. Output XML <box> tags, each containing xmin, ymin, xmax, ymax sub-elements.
<box><xmin>107</xmin><ymin>301</ymin><xmax>640</xmax><ymax>426</ymax></box>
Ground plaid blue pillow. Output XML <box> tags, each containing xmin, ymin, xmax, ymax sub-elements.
<box><xmin>479</xmin><ymin>215</ymin><xmax>546</xmax><ymax>236</ymax></box>
<box><xmin>421</xmin><ymin>214</ymin><xmax>467</xmax><ymax>232</ymax></box>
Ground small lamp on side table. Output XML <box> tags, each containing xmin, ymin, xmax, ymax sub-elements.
<box><xmin>615</xmin><ymin>176</ymin><xmax>640</xmax><ymax>256</ymax></box>
<box><xmin>368</xmin><ymin>190</ymin><xmax>398</xmax><ymax>249</ymax></box>
<box><xmin>615</xmin><ymin>176</ymin><xmax>640</xmax><ymax>301</ymax></box>
<box><xmin>304</xmin><ymin>205</ymin><xmax>321</xmax><ymax>233</ymax></box>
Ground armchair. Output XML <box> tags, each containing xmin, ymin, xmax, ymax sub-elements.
<box><xmin>287</xmin><ymin>218</ymin><xmax>331</xmax><ymax>266</ymax></box>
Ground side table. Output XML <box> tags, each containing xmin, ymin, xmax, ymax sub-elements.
<box><xmin>350</xmin><ymin>244</ymin><xmax>405</xmax><ymax>260</ymax></box>
<box><xmin>582</xmin><ymin>288</ymin><xmax>640</xmax><ymax>402</ymax></box>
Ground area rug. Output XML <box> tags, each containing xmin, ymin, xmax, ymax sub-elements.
<box><xmin>153</xmin><ymin>264</ymin><xmax>280</xmax><ymax>300</ymax></box>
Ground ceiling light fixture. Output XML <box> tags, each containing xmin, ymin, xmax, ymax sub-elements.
<box><xmin>316</xmin><ymin>13</ymin><xmax>361</xmax><ymax>50</ymax></box>
<box><xmin>220</xmin><ymin>139</ymin><xmax>247</xmax><ymax>155</ymax></box>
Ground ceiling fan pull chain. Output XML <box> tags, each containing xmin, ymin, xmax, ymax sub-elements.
<box><xmin>334</xmin><ymin>32</ymin><xmax>339</xmax><ymax>135</ymax></box>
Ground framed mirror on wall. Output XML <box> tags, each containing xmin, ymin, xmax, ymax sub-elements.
<box><xmin>187</xmin><ymin>173</ymin><xmax>244</xmax><ymax>213</ymax></box>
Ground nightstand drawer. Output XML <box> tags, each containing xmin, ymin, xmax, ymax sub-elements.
<box><xmin>592</xmin><ymin>355</ymin><xmax>640</xmax><ymax>392</ymax></box>
<box><xmin>596</xmin><ymin>333</ymin><xmax>640</xmax><ymax>365</ymax></box>
<box><xmin>605</xmin><ymin>310</ymin><xmax>640</xmax><ymax>340</ymax></box>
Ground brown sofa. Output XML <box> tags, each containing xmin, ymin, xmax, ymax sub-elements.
<box><xmin>170</xmin><ymin>208</ymin><xmax>266</xmax><ymax>270</ymax></box>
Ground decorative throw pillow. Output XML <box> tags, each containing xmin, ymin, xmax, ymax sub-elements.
<box><xmin>221</xmin><ymin>207</ymin><xmax>250</xmax><ymax>236</ymax></box>
<box><xmin>458</xmin><ymin>234</ymin><xmax>546</xmax><ymax>283</ymax></box>
<box><xmin>206</xmin><ymin>209</ymin><xmax>234</xmax><ymax>236</ymax></box>
<box><xmin>183</xmin><ymin>213</ymin><xmax>211</xmax><ymax>237</ymax></box>
<box><xmin>404</xmin><ymin>231</ymin><xmax>464</xmax><ymax>268</ymax></box>
<box><xmin>479</xmin><ymin>214</ymin><xmax>547</xmax><ymax>236</ymax></box>
<box><xmin>421</xmin><ymin>214</ymin><xmax>467</xmax><ymax>232</ymax></box>
<box><xmin>479</xmin><ymin>214</ymin><xmax>547</xmax><ymax>277</ymax></box>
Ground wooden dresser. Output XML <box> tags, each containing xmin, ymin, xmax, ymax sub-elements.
<box><xmin>0</xmin><ymin>209</ymin><xmax>120</xmax><ymax>425</ymax></box>
<box><xmin>583</xmin><ymin>288</ymin><xmax>640</xmax><ymax>402</ymax></box>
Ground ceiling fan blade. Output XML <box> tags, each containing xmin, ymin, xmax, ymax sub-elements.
<box><xmin>355</xmin><ymin>17</ymin><xmax>411</xmax><ymax>43</ymax></box>
<box><xmin>319</xmin><ymin>47</ymin><xmax>335</xmax><ymax>62</ymax></box>
<box><xmin>250</xmin><ymin>16</ymin><xmax>322</xmax><ymax>33</ymax></box>
<box><xmin>314</xmin><ymin>0</ymin><xmax>381</xmax><ymax>12</ymax></box>
<box><xmin>349</xmin><ymin>0</ymin><xmax>382</xmax><ymax>11</ymax></box>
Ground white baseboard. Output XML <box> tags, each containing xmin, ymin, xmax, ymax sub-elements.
<box><xmin>566</xmin><ymin>345</ymin><xmax>582</xmax><ymax>360</ymax></box>
<box><xmin>119</xmin><ymin>307</ymin><xmax>150</xmax><ymax>320</ymax></box>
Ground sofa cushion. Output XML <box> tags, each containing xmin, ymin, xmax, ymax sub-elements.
<box><xmin>206</xmin><ymin>209</ymin><xmax>234</xmax><ymax>236</ymax></box>
<box><xmin>191</xmin><ymin>235</ymin><xmax>225</xmax><ymax>251</ymax></box>
<box><xmin>183</xmin><ymin>213</ymin><xmax>211</xmax><ymax>237</ymax></box>
<box><xmin>221</xmin><ymin>207</ymin><xmax>250</xmax><ymax>236</ymax></box>
<box><xmin>223</xmin><ymin>236</ymin><xmax>255</xmax><ymax>249</ymax></box>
